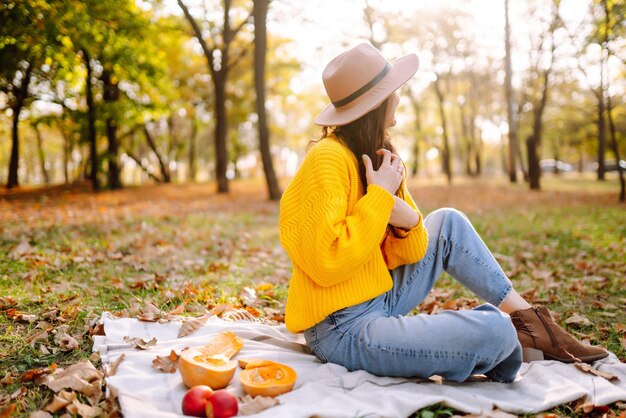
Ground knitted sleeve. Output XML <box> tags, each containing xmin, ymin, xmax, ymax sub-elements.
<box><xmin>380</xmin><ymin>181</ymin><xmax>429</xmax><ymax>270</ymax></box>
<box><xmin>280</xmin><ymin>144</ymin><xmax>395</xmax><ymax>287</ymax></box>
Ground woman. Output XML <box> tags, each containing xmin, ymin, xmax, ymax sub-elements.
<box><xmin>279</xmin><ymin>43</ymin><xmax>607</xmax><ymax>383</ymax></box>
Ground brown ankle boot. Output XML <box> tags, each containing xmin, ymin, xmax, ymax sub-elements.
<box><xmin>510</xmin><ymin>306</ymin><xmax>608</xmax><ymax>363</ymax></box>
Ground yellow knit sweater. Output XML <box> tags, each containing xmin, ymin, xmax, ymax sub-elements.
<box><xmin>280</xmin><ymin>135</ymin><xmax>429</xmax><ymax>333</ymax></box>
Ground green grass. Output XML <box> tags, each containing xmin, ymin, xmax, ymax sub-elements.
<box><xmin>0</xmin><ymin>179</ymin><xmax>624</xmax><ymax>417</ymax></box>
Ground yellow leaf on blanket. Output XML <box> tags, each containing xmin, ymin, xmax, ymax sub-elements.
<box><xmin>178</xmin><ymin>314</ymin><xmax>209</xmax><ymax>338</ymax></box>
<box><xmin>123</xmin><ymin>336</ymin><xmax>157</xmax><ymax>350</ymax></box>
<box><xmin>575</xmin><ymin>362</ymin><xmax>619</xmax><ymax>381</ymax></box>
<box><xmin>105</xmin><ymin>354</ymin><xmax>126</xmax><ymax>377</ymax></box>
<box><xmin>152</xmin><ymin>350</ymin><xmax>180</xmax><ymax>373</ymax></box>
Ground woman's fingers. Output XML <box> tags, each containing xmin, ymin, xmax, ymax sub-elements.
<box><xmin>362</xmin><ymin>154</ymin><xmax>373</xmax><ymax>174</ymax></box>
<box><xmin>390</xmin><ymin>153</ymin><xmax>402</xmax><ymax>169</ymax></box>
<box><xmin>375</xmin><ymin>148</ymin><xmax>392</xmax><ymax>166</ymax></box>
<box><xmin>375</xmin><ymin>149</ymin><xmax>402</xmax><ymax>169</ymax></box>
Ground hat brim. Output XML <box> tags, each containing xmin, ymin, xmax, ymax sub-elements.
<box><xmin>314</xmin><ymin>53</ymin><xmax>419</xmax><ymax>127</ymax></box>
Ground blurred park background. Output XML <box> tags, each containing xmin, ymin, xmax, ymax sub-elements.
<box><xmin>1</xmin><ymin>0</ymin><xmax>625</xmax><ymax>200</ymax></box>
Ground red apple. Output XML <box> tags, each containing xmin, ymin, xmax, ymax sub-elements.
<box><xmin>181</xmin><ymin>385</ymin><xmax>214</xmax><ymax>417</ymax></box>
<box><xmin>205</xmin><ymin>390</ymin><xmax>238</xmax><ymax>418</ymax></box>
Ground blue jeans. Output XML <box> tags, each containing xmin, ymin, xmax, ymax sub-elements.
<box><xmin>303</xmin><ymin>208</ymin><xmax>523</xmax><ymax>383</ymax></box>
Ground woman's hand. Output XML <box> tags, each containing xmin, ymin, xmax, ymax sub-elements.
<box><xmin>389</xmin><ymin>196</ymin><xmax>419</xmax><ymax>230</ymax></box>
<box><xmin>362</xmin><ymin>149</ymin><xmax>403</xmax><ymax>195</ymax></box>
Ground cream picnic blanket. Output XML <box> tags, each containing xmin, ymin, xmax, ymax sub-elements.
<box><xmin>92</xmin><ymin>312</ymin><xmax>626</xmax><ymax>418</ymax></box>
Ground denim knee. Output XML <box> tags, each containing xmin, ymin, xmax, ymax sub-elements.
<box><xmin>425</xmin><ymin>208</ymin><xmax>470</xmax><ymax>237</ymax></box>
<box><xmin>477</xmin><ymin>305</ymin><xmax>518</xmax><ymax>354</ymax></box>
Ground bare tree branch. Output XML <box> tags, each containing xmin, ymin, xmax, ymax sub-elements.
<box><xmin>177</xmin><ymin>0</ymin><xmax>216</xmax><ymax>77</ymax></box>
<box><xmin>228</xmin><ymin>39</ymin><xmax>254</xmax><ymax>70</ymax></box>
<box><xmin>230</xmin><ymin>9</ymin><xmax>253</xmax><ymax>42</ymax></box>
<box><xmin>123</xmin><ymin>148</ymin><xmax>164</xmax><ymax>182</ymax></box>
<box><xmin>143</xmin><ymin>125</ymin><xmax>170</xmax><ymax>183</ymax></box>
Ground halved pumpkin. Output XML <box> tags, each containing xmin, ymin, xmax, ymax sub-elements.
<box><xmin>239</xmin><ymin>359</ymin><xmax>297</xmax><ymax>397</ymax></box>
<box><xmin>178</xmin><ymin>331</ymin><xmax>243</xmax><ymax>389</ymax></box>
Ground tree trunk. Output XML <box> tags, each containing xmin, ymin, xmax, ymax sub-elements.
<box><xmin>254</xmin><ymin>0</ymin><xmax>281</xmax><ymax>200</ymax></box>
<box><xmin>409</xmin><ymin>95</ymin><xmax>422</xmax><ymax>177</ymax></box>
<box><xmin>596</xmin><ymin>88</ymin><xmax>606</xmax><ymax>181</ymax></box>
<box><xmin>526</xmin><ymin>134</ymin><xmax>540</xmax><ymax>189</ymax></box>
<box><xmin>458</xmin><ymin>100</ymin><xmax>473</xmax><ymax>176</ymax></box>
<box><xmin>528</xmin><ymin>89</ymin><xmax>548</xmax><ymax>191</ymax></box>
<box><xmin>433</xmin><ymin>75</ymin><xmax>452</xmax><ymax>184</ymax></box>
<box><xmin>59</xmin><ymin>123</ymin><xmax>70</xmax><ymax>184</ymax></box>
<box><xmin>188</xmin><ymin>116</ymin><xmax>197</xmax><ymax>182</ymax></box>
<box><xmin>504</xmin><ymin>0</ymin><xmax>518</xmax><ymax>183</ymax></box>
<box><xmin>606</xmin><ymin>94</ymin><xmax>625</xmax><ymax>202</ymax></box>
<box><xmin>470</xmin><ymin>110</ymin><xmax>481</xmax><ymax>176</ymax></box>
<box><xmin>527</xmin><ymin>1</ymin><xmax>559</xmax><ymax>191</ymax></box>
<box><xmin>602</xmin><ymin>0</ymin><xmax>625</xmax><ymax>201</ymax></box>
<box><xmin>7</xmin><ymin>61</ymin><xmax>33</xmax><ymax>189</ymax></box>
<box><xmin>82</xmin><ymin>49</ymin><xmax>99</xmax><ymax>191</ymax></box>
<box><xmin>102</xmin><ymin>69</ymin><xmax>122</xmax><ymax>189</ymax></box>
<box><xmin>34</xmin><ymin>125</ymin><xmax>50</xmax><ymax>184</ymax></box>
<box><xmin>214</xmin><ymin>72</ymin><xmax>229</xmax><ymax>192</ymax></box>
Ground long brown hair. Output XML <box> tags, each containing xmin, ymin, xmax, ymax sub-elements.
<box><xmin>320</xmin><ymin>97</ymin><xmax>408</xmax><ymax>238</ymax></box>
<box><xmin>321</xmin><ymin>98</ymin><xmax>398</xmax><ymax>191</ymax></box>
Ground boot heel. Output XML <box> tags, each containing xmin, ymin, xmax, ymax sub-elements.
<box><xmin>522</xmin><ymin>347</ymin><xmax>544</xmax><ymax>362</ymax></box>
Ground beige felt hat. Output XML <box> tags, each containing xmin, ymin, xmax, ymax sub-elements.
<box><xmin>315</xmin><ymin>43</ymin><xmax>419</xmax><ymax>126</ymax></box>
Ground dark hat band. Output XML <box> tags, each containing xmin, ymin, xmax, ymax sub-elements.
<box><xmin>331</xmin><ymin>63</ymin><xmax>391</xmax><ymax>109</ymax></box>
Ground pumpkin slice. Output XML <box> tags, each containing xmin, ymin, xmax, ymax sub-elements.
<box><xmin>178</xmin><ymin>331</ymin><xmax>243</xmax><ymax>389</ymax></box>
<box><xmin>239</xmin><ymin>359</ymin><xmax>297</xmax><ymax>397</ymax></box>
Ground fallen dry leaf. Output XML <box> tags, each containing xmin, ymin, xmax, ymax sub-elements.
<box><xmin>54</xmin><ymin>328</ymin><xmax>80</xmax><ymax>350</ymax></box>
<box><xmin>21</xmin><ymin>363</ymin><xmax>57</xmax><ymax>382</ymax></box>
<box><xmin>27</xmin><ymin>412</ymin><xmax>52</xmax><ymax>418</ymax></box>
<box><xmin>428</xmin><ymin>375</ymin><xmax>443</xmax><ymax>384</ymax></box>
<box><xmin>0</xmin><ymin>404</ymin><xmax>17</xmax><ymax>418</ymax></box>
<box><xmin>575</xmin><ymin>402</ymin><xmax>610</xmax><ymax>415</ymax></box>
<box><xmin>168</xmin><ymin>302</ymin><xmax>186</xmax><ymax>316</ymax></box>
<box><xmin>66</xmin><ymin>399</ymin><xmax>102</xmax><ymax>418</ymax></box>
<box><xmin>0</xmin><ymin>296</ymin><xmax>17</xmax><ymax>310</ymax></box>
<box><xmin>237</xmin><ymin>394</ymin><xmax>279</xmax><ymax>415</ymax></box>
<box><xmin>575</xmin><ymin>362</ymin><xmax>619</xmax><ymax>381</ymax></box>
<box><xmin>28</xmin><ymin>329</ymin><xmax>50</xmax><ymax>346</ymax></box>
<box><xmin>0</xmin><ymin>373</ymin><xmax>14</xmax><ymax>385</ymax></box>
<box><xmin>5</xmin><ymin>308</ymin><xmax>38</xmax><ymax>323</ymax></box>
<box><xmin>565</xmin><ymin>313</ymin><xmax>592</xmax><ymax>326</ymax></box>
<box><xmin>138</xmin><ymin>302</ymin><xmax>165</xmax><ymax>322</ymax></box>
<box><xmin>152</xmin><ymin>350</ymin><xmax>180</xmax><ymax>373</ymax></box>
<box><xmin>10</xmin><ymin>386</ymin><xmax>27</xmax><ymax>399</ymax></box>
<box><xmin>44</xmin><ymin>390</ymin><xmax>76</xmax><ymax>413</ymax></box>
<box><xmin>240</xmin><ymin>286</ymin><xmax>257</xmax><ymax>306</ymax></box>
<box><xmin>105</xmin><ymin>354</ymin><xmax>126</xmax><ymax>377</ymax></box>
<box><xmin>41</xmin><ymin>361</ymin><xmax>103</xmax><ymax>396</ymax></box>
<box><xmin>178</xmin><ymin>315</ymin><xmax>209</xmax><ymax>338</ymax></box>
<box><xmin>123</xmin><ymin>336</ymin><xmax>157</xmax><ymax>350</ymax></box>
<box><xmin>9</xmin><ymin>239</ymin><xmax>32</xmax><ymax>259</ymax></box>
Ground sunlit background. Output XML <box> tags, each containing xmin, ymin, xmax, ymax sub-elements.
<box><xmin>0</xmin><ymin>0</ymin><xmax>624</xmax><ymax>195</ymax></box>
